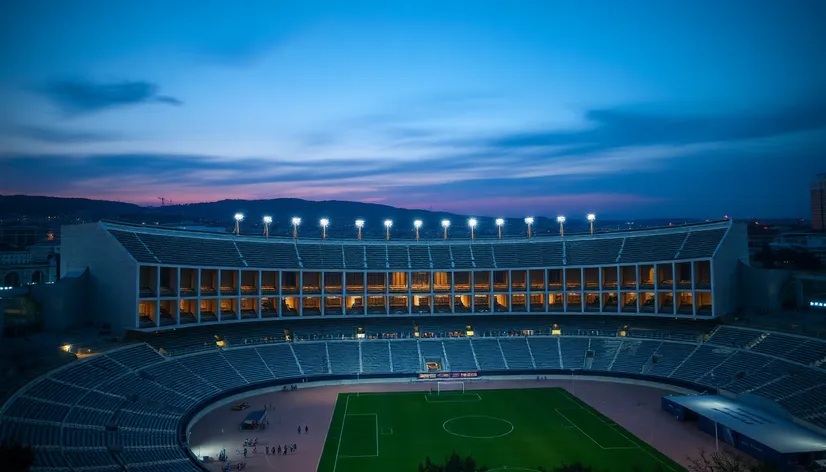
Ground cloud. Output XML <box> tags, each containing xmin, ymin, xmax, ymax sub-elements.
<box><xmin>2</xmin><ymin>124</ymin><xmax>119</xmax><ymax>144</ymax></box>
<box><xmin>34</xmin><ymin>79</ymin><xmax>183</xmax><ymax>115</ymax></box>
<box><xmin>486</xmin><ymin>100</ymin><xmax>826</xmax><ymax>152</ymax></box>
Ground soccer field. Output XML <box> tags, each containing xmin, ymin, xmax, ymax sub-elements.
<box><xmin>317</xmin><ymin>386</ymin><xmax>683</xmax><ymax>472</ymax></box>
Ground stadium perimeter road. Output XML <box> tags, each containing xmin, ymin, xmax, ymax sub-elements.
<box><xmin>188</xmin><ymin>379</ymin><xmax>732</xmax><ymax>472</ymax></box>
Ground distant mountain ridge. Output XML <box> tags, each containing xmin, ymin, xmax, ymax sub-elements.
<box><xmin>0</xmin><ymin>195</ymin><xmax>702</xmax><ymax>238</ymax></box>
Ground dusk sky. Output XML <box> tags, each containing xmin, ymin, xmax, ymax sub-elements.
<box><xmin>1</xmin><ymin>0</ymin><xmax>824</xmax><ymax>219</ymax></box>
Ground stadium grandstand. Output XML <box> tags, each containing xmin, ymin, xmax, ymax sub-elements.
<box><xmin>57</xmin><ymin>219</ymin><xmax>744</xmax><ymax>333</ymax></box>
<box><xmin>5</xmin><ymin>218</ymin><xmax>826</xmax><ymax>471</ymax></box>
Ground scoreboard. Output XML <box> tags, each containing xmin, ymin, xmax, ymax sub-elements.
<box><xmin>417</xmin><ymin>372</ymin><xmax>478</xmax><ymax>380</ymax></box>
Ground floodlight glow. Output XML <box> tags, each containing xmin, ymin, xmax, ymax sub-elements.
<box><xmin>587</xmin><ymin>213</ymin><xmax>596</xmax><ymax>222</ymax></box>
<box><xmin>291</xmin><ymin>217</ymin><xmax>301</xmax><ymax>226</ymax></box>
<box><xmin>234</xmin><ymin>213</ymin><xmax>244</xmax><ymax>221</ymax></box>
<box><xmin>355</xmin><ymin>219</ymin><xmax>365</xmax><ymax>228</ymax></box>
<box><xmin>468</xmin><ymin>218</ymin><xmax>478</xmax><ymax>228</ymax></box>
<box><xmin>557</xmin><ymin>216</ymin><xmax>566</xmax><ymax>224</ymax></box>
<box><xmin>384</xmin><ymin>219</ymin><xmax>393</xmax><ymax>228</ymax></box>
<box><xmin>524</xmin><ymin>217</ymin><xmax>534</xmax><ymax>225</ymax></box>
<box><xmin>495</xmin><ymin>218</ymin><xmax>505</xmax><ymax>226</ymax></box>
<box><xmin>414</xmin><ymin>220</ymin><xmax>423</xmax><ymax>228</ymax></box>
<box><xmin>320</xmin><ymin>218</ymin><xmax>329</xmax><ymax>227</ymax></box>
<box><xmin>263</xmin><ymin>216</ymin><xmax>272</xmax><ymax>224</ymax></box>
<box><xmin>441</xmin><ymin>219</ymin><xmax>451</xmax><ymax>228</ymax></box>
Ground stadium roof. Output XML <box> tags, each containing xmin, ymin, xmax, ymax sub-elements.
<box><xmin>667</xmin><ymin>395</ymin><xmax>826</xmax><ymax>454</ymax></box>
<box><xmin>96</xmin><ymin>220</ymin><xmax>731</xmax><ymax>269</ymax></box>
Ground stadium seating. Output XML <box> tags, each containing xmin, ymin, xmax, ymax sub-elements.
<box><xmin>5</xmin><ymin>323</ymin><xmax>826</xmax><ymax>472</ymax></box>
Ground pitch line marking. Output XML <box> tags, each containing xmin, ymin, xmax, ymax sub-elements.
<box><xmin>442</xmin><ymin>415</ymin><xmax>514</xmax><ymax>439</ymax></box>
<box><xmin>332</xmin><ymin>394</ymin><xmax>351</xmax><ymax>472</ymax></box>
<box><xmin>554</xmin><ymin>409</ymin><xmax>637</xmax><ymax>451</ymax></box>
<box><xmin>557</xmin><ymin>389</ymin><xmax>678</xmax><ymax>472</ymax></box>
<box><xmin>338</xmin><ymin>412</ymin><xmax>379</xmax><ymax>458</ymax></box>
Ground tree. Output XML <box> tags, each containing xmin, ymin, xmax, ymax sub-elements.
<box><xmin>0</xmin><ymin>441</ymin><xmax>35</xmax><ymax>472</ymax></box>
<box><xmin>687</xmin><ymin>449</ymin><xmax>779</xmax><ymax>472</ymax></box>
<box><xmin>418</xmin><ymin>452</ymin><xmax>488</xmax><ymax>472</ymax></box>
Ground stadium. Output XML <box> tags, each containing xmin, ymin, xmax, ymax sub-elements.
<box><xmin>3</xmin><ymin>218</ymin><xmax>826</xmax><ymax>472</ymax></box>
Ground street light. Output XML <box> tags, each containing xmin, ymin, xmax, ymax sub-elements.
<box><xmin>495</xmin><ymin>218</ymin><xmax>505</xmax><ymax>239</ymax></box>
<box><xmin>384</xmin><ymin>219</ymin><xmax>393</xmax><ymax>240</ymax></box>
<box><xmin>557</xmin><ymin>216</ymin><xmax>566</xmax><ymax>237</ymax></box>
<box><xmin>587</xmin><ymin>213</ymin><xmax>596</xmax><ymax>235</ymax></box>
<box><xmin>263</xmin><ymin>216</ymin><xmax>272</xmax><ymax>239</ymax></box>
<box><xmin>233</xmin><ymin>213</ymin><xmax>244</xmax><ymax>236</ymax></box>
<box><xmin>291</xmin><ymin>217</ymin><xmax>301</xmax><ymax>239</ymax></box>
<box><xmin>414</xmin><ymin>220</ymin><xmax>423</xmax><ymax>241</ymax></box>
<box><xmin>468</xmin><ymin>218</ymin><xmax>478</xmax><ymax>240</ymax></box>
<box><xmin>524</xmin><ymin>217</ymin><xmax>534</xmax><ymax>238</ymax></box>
<box><xmin>355</xmin><ymin>219</ymin><xmax>365</xmax><ymax>240</ymax></box>
<box><xmin>320</xmin><ymin>218</ymin><xmax>330</xmax><ymax>239</ymax></box>
<box><xmin>441</xmin><ymin>219</ymin><xmax>451</xmax><ymax>240</ymax></box>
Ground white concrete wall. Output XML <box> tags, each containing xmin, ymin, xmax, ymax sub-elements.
<box><xmin>712</xmin><ymin>222</ymin><xmax>749</xmax><ymax>316</ymax></box>
<box><xmin>61</xmin><ymin>223</ymin><xmax>138</xmax><ymax>332</ymax></box>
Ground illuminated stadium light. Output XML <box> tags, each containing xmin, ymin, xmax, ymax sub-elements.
<box><xmin>414</xmin><ymin>220</ymin><xmax>423</xmax><ymax>240</ymax></box>
<box><xmin>468</xmin><ymin>218</ymin><xmax>478</xmax><ymax>240</ymax></box>
<box><xmin>524</xmin><ymin>217</ymin><xmax>534</xmax><ymax>238</ymax></box>
<box><xmin>320</xmin><ymin>218</ymin><xmax>330</xmax><ymax>239</ymax></box>
<box><xmin>495</xmin><ymin>218</ymin><xmax>505</xmax><ymax>239</ymax></box>
<box><xmin>263</xmin><ymin>216</ymin><xmax>272</xmax><ymax>238</ymax></box>
<box><xmin>384</xmin><ymin>219</ymin><xmax>393</xmax><ymax>240</ymax></box>
<box><xmin>557</xmin><ymin>216</ymin><xmax>566</xmax><ymax>237</ymax></box>
<box><xmin>233</xmin><ymin>213</ymin><xmax>244</xmax><ymax>235</ymax></box>
<box><xmin>587</xmin><ymin>213</ymin><xmax>596</xmax><ymax>235</ymax></box>
<box><xmin>441</xmin><ymin>219</ymin><xmax>451</xmax><ymax>240</ymax></box>
<box><xmin>355</xmin><ymin>219</ymin><xmax>365</xmax><ymax>240</ymax></box>
<box><xmin>291</xmin><ymin>217</ymin><xmax>301</xmax><ymax>239</ymax></box>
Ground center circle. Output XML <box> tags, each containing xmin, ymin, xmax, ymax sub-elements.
<box><xmin>442</xmin><ymin>415</ymin><xmax>514</xmax><ymax>439</ymax></box>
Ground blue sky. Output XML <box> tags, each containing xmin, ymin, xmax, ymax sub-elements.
<box><xmin>1</xmin><ymin>0</ymin><xmax>824</xmax><ymax>218</ymax></box>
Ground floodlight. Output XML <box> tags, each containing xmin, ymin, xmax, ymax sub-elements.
<box><xmin>355</xmin><ymin>219</ymin><xmax>365</xmax><ymax>228</ymax></box>
<box><xmin>320</xmin><ymin>218</ymin><xmax>329</xmax><ymax>227</ymax></box>
<box><xmin>441</xmin><ymin>219</ymin><xmax>451</xmax><ymax>228</ymax></box>
<box><xmin>524</xmin><ymin>217</ymin><xmax>534</xmax><ymax>225</ymax></box>
<box><xmin>233</xmin><ymin>213</ymin><xmax>244</xmax><ymax>235</ymax></box>
<box><xmin>234</xmin><ymin>213</ymin><xmax>244</xmax><ymax>221</ymax></box>
<box><xmin>557</xmin><ymin>216</ymin><xmax>566</xmax><ymax>237</ymax></box>
<box><xmin>262</xmin><ymin>216</ymin><xmax>272</xmax><ymax>238</ymax></box>
<box><xmin>468</xmin><ymin>218</ymin><xmax>478</xmax><ymax>240</ymax></box>
<box><xmin>495</xmin><ymin>218</ymin><xmax>505</xmax><ymax>226</ymax></box>
<box><xmin>556</xmin><ymin>216</ymin><xmax>566</xmax><ymax>224</ymax></box>
<box><xmin>587</xmin><ymin>213</ymin><xmax>596</xmax><ymax>222</ymax></box>
<box><xmin>263</xmin><ymin>216</ymin><xmax>273</xmax><ymax>224</ymax></box>
<box><xmin>320</xmin><ymin>218</ymin><xmax>330</xmax><ymax>239</ymax></box>
<box><xmin>384</xmin><ymin>219</ymin><xmax>393</xmax><ymax>228</ymax></box>
<box><xmin>292</xmin><ymin>217</ymin><xmax>302</xmax><ymax>226</ymax></box>
<box><xmin>414</xmin><ymin>220</ymin><xmax>423</xmax><ymax>228</ymax></box>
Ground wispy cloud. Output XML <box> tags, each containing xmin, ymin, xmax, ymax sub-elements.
<box><xmin>34</xmin><ymin>79</ymin><xmax>182</xmax><ymax>116</ymax></box>
<box><xmin>2</xmin><ymin>124</ymin><xmax>119</xmax><ymax>144</ymax></box>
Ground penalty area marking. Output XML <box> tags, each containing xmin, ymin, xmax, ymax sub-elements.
<box><xmin>442</xmin><ymin>415</ymin><xmax>514</xmax><ymax>439</ymax></box>
<box><xmin>424</xmin><ymin>392</ymin><xmax>482</xmax><ymax>403</ymax></box>
<box><xmin>338</xmin><ymin>412</ymin><xmax>379</xmax><ymax>459</ymax></box>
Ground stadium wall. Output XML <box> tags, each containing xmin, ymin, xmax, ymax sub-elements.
<box><xmin>736</xmin><ymin>263</ymin><xmax>793</xmax><ymax>313</ymax></box>
<box><xmin>712</xmin><ymin>222</ymin><xmax>749</xmax><ymax>316</ymax></box>
<box><xmin>61</xmin><ymin>223</ymin><xmax>137</xmax><ymax>331</ymax></box>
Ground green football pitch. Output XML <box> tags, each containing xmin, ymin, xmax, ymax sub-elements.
<box><xmin>317</xmin><ymin>387</ymin><xmax>683</xmax><ymax>472</ymax></box>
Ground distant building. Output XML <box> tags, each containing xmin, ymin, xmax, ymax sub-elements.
<box><xmin>813</xmin><ymin>173</ymin><xmax>826</xmax><ymax>232</ymax></box>
<box><xmin>0</xmin><ymin>240</ymin><xmax>59</xmax><ymax>288</ymax></box>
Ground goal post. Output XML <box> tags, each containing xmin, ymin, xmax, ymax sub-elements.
<box><xmin>436</xmin><ymin>381</ymin><xmax>465</xmax><ymax>395</ymax></box>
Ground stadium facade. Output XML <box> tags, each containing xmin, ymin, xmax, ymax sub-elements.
<box><xmin>60</xmin><ymin>219</ymin><xmax>747</xmax><ymax>333</ymax></box>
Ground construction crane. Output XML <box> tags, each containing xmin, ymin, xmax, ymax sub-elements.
<box><xmin>158</xmin><ymin>197</ymin><xmax>166</xmax><ymax>207</ymax></box>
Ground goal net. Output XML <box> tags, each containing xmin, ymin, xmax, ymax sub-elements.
<box><xmin>436</xmin><ymin>381</ymin><xmax>465</xmax><ymax>395</ymax></box>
